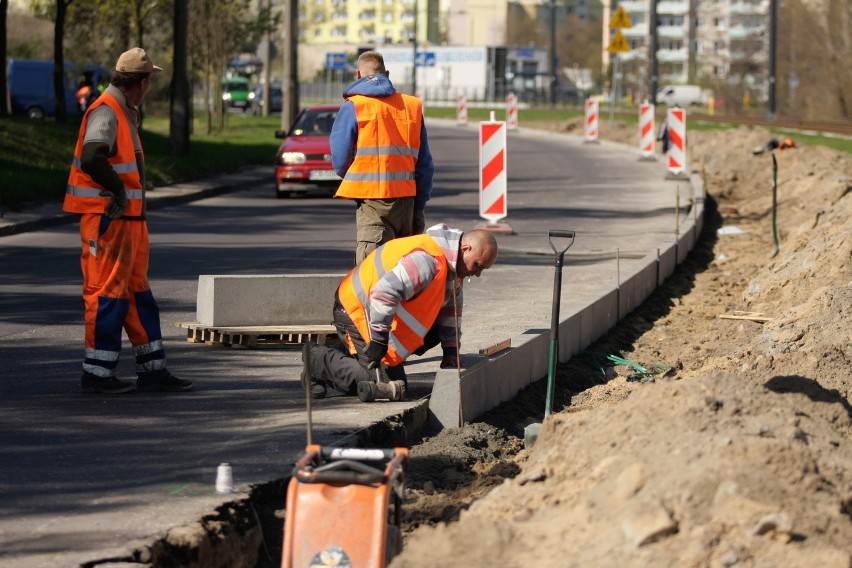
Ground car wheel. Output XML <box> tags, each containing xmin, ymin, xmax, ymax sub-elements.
<box><xmin>276</xmin><ymin>188</ymin><xmax>289</xmax><ymax>199</ymax></box>
<box><xmin>27</xmin><ymin>107</ymin><xmax>45</xmax><ymax>119</ymax></box>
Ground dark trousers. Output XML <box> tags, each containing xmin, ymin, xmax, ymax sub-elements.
<box><xmin>307</xmin><ymin>297</ymin><xmax>440</xmax><ymax>395</ymax></box>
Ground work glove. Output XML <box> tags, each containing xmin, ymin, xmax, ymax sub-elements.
<box><xmin>100</xmin><ymin>188</ymin><xmax>128</xmax><ymax>219</ymax></box>
<box><xmin>413</xmin><ymin>209</ymin><xmax>426</xmax><ymax>235</ymax></box>
<box><xmin>363</xmin><ymin>340</ymin><xmax>388</xmax><ymax>369</ymax></box>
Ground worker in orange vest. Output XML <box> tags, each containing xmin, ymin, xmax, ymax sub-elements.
<box><xmin>301</xmin><ymin>224</ymin><xmax>498</xmax><ymax>402</ymax></box>
<box><xmin>64</xmin><ymin>48</ymin><xmax>192</xmax><ymax>394</ymax></box>
<box><xmin>330</xmin><ymin>50</ymin><xmax>435</xmax><ymax>265</ymax></box>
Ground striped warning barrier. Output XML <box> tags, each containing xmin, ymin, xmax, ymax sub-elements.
<box><xmin>456</xmin><ymin>94</ymin><xmax>468</xmax><ymax>126</ymax></box>
<box><xmin>639</xmin><ymin>102</ymin><xmax>655</xmax><ymax>158</ymax></box>
<box><xmin>479</xmin><ymin>120</ymin><xmax>508</xmax><ymax>224</ymax></box>
<box><xmin>584</xmin><ymin>98</ymin><xmax>599</xmax><ymax>142</ymax></box>
<box><xmin>666</xmin><ymin>107</ymin><xmax>687</xmax><ymax>177</ymax></box>
<box><xmin>506</xmin><ymin>92</ymin><xmax>518</xmax><ymax>130</ymax></box>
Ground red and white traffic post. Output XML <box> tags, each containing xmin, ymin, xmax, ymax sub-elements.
<box><xmin>477</xmin><ymin>116</ymin><xmax>513</xmax><ymax>233</ymax></box>
<box><xmin>639</xmin><ymin>101</ymin><xmax>655</xmax><ymax>160</ymax></box>
<box><xmin>456</xmin><ymin>94</ymin><xmax>468</xmax><ymax>126</ymax></box>
<box><xmin>584</xmin><ymin>98</ymin><xmax>599</xmax><ymax>142</ymax></box>
<box><xmin>665</xmin><ymin>107</ymin><xmax>687</xmax><ymax>178</ymax></box>
<box><xmin>506</xmin><ymin>92</ymin><xmax>518</xmax><ymax>130</ymax></box>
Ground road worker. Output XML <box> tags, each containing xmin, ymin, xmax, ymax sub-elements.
<box><xmin>64</xmin><ymin>47</ymin><xmax>192</xmax><ymax>394</ymax></box>
<box><xmin>330</xmin><ymin>50</ymin><xmax>435</xmax><ymax>265</ymax></box>
<box><xmin>301</xmin><ymin>224</ymin><xmax>498</xmax><ymax>402</ymax></box>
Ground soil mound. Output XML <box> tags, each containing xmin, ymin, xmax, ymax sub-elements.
<box><xmin>390</xmin><ymin>124</ymin><xmax>852</xmax><ymax>567</ymax></box>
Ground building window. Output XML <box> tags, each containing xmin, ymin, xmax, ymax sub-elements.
<box><xmin>383</xmin><ymin>12</ymin><xmax>394</xmax><ymax>22</ymax></box>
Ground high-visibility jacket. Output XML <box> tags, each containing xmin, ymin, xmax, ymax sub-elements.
<box><xmin>63</xmin><ymin>93</ymin><xmax>144</xmax><ymax>216</ymax></box>
<box><xmin>338</xmin><ymin>234</ymin><xmax>448</xmax><ymax>366</ymax></box>
<box><xmin>335</xmin><ymin>93</ymin><xmax>422</xmax><ymax>200</ymax></box>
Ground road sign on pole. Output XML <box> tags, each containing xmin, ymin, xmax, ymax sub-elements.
<box><xmin>325</xmin><ymin>52</ymin><xmax>346</xmax><ymax>70</ymax></box>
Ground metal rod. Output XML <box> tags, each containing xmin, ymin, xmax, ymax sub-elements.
<box><xmin>452</xmin><ymin>278</ymin><xmax>463</xmax><ymax>427</ymax></box>
<box><xmin>771</xmin><ymin>152</ymin><xmax>779</xmax><ymax>256</ymax></box>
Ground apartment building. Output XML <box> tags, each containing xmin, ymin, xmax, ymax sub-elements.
<box><xmin>615</xmin><ymin>0</ymin><xmax>769</xmax><ymax>91</ymax></box>
<box><xmin>299</xmin><ymin>0</ymin><xmax>444</xmax><ymax>46</ymax></box>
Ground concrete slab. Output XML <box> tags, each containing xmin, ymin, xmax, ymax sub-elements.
<box><xmin>196</xmin><ymin>274</ymin><xmax>345</xmax><ymax>327</ymax></box>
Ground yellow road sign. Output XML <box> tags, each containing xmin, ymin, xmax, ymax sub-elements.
<box><xmin>609</xmin><ymin>5</ymin><xmax>633</xmax><ymax>29</ymax></box>
<box><xmin>607</xmin><ymin>30</ymin><xmax>630</xmax><ymax>53</ymax></box>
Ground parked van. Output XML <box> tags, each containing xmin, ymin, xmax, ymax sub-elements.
<box><xmin>656</xmin><ymin>85</ymin><xmax>710</xmax><ymax>107</ymax></box>
<box><xmin>7</xmin><ymin>59</ymin><xmax>109</xmax><ymax>119</ymax></box>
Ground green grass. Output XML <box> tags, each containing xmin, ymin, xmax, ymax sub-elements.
<box><xmin>0</xmin><ymin>114</ymin><xmax>282</xmax><ymax>208</ymax></box>
<box><xmin>2</xmin><ymin>108</ymin><xmax>848</xmax><ymax>209</ymax></box>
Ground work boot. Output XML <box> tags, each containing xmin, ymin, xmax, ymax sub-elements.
<box><xmin>81</xmin><ymin>373</ymin><xmax>135</xmax><ymax>394</ymax></box>
<box><xmin>301</xmin><ymin>342</ymin><xmax>327</xmax><ymax>399</ymax></box>
<box><xmin>136</xmin><ymin>370</ymin><xmax>193</xmax><ymax>392</ymax></box>
<box><xmin>357</xmin><ymin>379</ymin><xmax>406</xmax><ymax>403</ymax></box>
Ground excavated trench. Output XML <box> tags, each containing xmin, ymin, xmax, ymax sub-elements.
<box><xmin>104</xmin><ymin>198</ymin><xmax>721</xmax><ymax>568</ymax></box>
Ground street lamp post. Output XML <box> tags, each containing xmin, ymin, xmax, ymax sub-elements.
<box><xmin>550</xmin><ymin>0</ymin><xmax>558</xmax><ymax>108</ymax></box>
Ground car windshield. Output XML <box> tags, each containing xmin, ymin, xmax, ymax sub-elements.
<box><xmin>290</xmin><ymin>109</ymin><xmax>338</xmax><ymax>136</ymax></box>
<box><xmin>224</xmin><ymin>81</ymin><xmax>248</xmax><ymax>92</ymax></box>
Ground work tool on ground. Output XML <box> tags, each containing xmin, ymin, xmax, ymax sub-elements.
<box><xmin>282</xmin><ymin>351</ymin><xmax>409</xmax><ymax>567</ymax></box>
<box><xmin>524</xmin><ymin>229</ymin><xmax>576</xmax><ymax>448</ymax></box>
<box><xmin>358</xmin><ymin>364</ymin><xmax>406</xmax><ymax>402</ymax></box>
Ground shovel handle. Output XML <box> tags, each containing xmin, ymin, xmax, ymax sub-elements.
<box><xmin>548</xmin><ymin>229</ymin><xmax>576</xmax><ymax>257</ymax></box>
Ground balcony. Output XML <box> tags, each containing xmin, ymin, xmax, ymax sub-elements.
<box><xmin>728</xmin><ymin>25</ymin><xmax>763</xmax><ymax>39</ymax></box>
<box><xmin>658</xmin><ymin>25</ymin><xmax>686</xmax><ymax>38</ymax></box>
<box><xmin>657</xmin><ymin>1</ymin><xmax>689</xmax><ymax>15</ymax></box>
<box><xmin>729</xmin><ymin>1</ymin><xmax>767</xmax><ymax>15</ymax></box>
<box><xmin>623</xmin><ymin>24</ymin><xmax>649</xmax><ymax>38</ymax></box>
<box><xmin>657</xmin><ymin>47</ymin><xmax>687</xmax><ymax>62</ymax></box>
<box><xmin>618</xmin><ymin>0</ymin><xmax>646</xmax><ymax>12</ymax></box>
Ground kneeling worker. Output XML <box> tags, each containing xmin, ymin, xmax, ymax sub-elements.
<box><xmin>302</xmin><ymin>224</ymin><xmax>498</xmax><ymax>402</ymax></box>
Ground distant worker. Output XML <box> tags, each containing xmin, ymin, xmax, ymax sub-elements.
<box><xmin>301</xmin><ymin>224</ymin><xmax>498</xmax><ymax>402</ymax></box>
<box><xmin>63</xmin><ymin>47</ymin><xmax>192</xmax><ymax>394</ymax></box>
<box><xmin>330</xmin><ymin>50</ymin><xmax>435</xmax><ymax>265</ymax></box>
<box><xmin>76</xmin><ymin>80</ymin><xmax>94</xmax><ymax>113</ymax></box>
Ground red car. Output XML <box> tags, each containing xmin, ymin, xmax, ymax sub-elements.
<box><xmin>274</xmin><ymin>104</ymin><xmax>342</xmax><ymax>198</ymax></box>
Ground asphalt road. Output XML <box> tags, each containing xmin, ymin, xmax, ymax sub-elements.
<box><xmin>0</xmin><ymin>119</ymin><xmax>686</xmax><ymax>566</ymax></box>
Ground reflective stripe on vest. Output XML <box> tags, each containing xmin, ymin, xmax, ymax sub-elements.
<box><xmin>63</xmin><ymin>93</ymin><xmax>144</xmax><ymax>216</ymax></box>
<box><xmin>338</xmin><ymin>234</ymin><xmax>448</xmax><ymax>366</ymax></box>
<box><xmin>335</xmin><ymin>93</ymin><xmax>422</xmax><ymax>200</ymax></box>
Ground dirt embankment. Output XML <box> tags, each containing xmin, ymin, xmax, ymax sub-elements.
<box><xmin>392</xmin><ymin>121</ymin><xmax>852</xmax><ymax>567</ymax></box>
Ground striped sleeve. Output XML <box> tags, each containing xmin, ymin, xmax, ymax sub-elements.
<box><xmin>367</xmin><ymin>250</ymin><xmax>439</xmax><ymax>341</ymax></box>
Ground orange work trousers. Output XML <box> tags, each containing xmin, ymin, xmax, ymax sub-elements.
<box><xmin>78</xmin><ymin>214</ymin><xmax>166</xmax><ymax>379</ymax></box>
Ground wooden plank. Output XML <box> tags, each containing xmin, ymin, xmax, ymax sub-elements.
<box><xmin>479</xmin><ymin>338</ymin><xmax>512</xmax><ymax>356</ymax></box>
<box><xmin>718</xmin><ymin>311</ymin><xmax>773</xmax><ymax>323</ymax></box>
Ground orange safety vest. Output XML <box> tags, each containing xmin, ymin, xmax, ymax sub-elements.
<box><xmin>63</xmin><ymin>93</ymin><xmax>144</xmax><ymax>216</ymax></box>
<box><xmin>335</xmin><ymin>93</ymin><xmax>422</xmax><ymax>200</ymax></box>
<box><xmin>338</xmin><ymin>234</ymin><xmax>448</xmax><ymax>366</ymax></box>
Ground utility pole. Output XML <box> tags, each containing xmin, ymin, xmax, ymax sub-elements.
<box><xmin>262</xmin><ymin>0</ymin><xmax>272</xmax><ymax>117</ymax></box>
<box><xmin>412</xmin><ymin>0</ymin><xmax>418</xmax><ymax>95</ymax></box>
<box><xmin>282</xmin><ymin>0</ymin><xmax>299</xmax><ymax>130</ymax></box>
<box><xmin>550</xmin><ymin>0</ymin><xmax>558</xmax><ymax>108</ymax></box>
<box><xmin>767</xmin><ymin>0</ymin><xmax>777</xmax><ymax>121</ymax></box>
<box><xmin>649</xmin><ymin>0</ymin><xmax>658</xmax><ymax>104</ymax></box>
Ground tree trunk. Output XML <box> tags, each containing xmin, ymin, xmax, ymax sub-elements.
<box><xmin>170</xmin><ymin>0</ymin><xmax>190</xmax><ymax>155</ymax></box>
<box><xmin>54</xmin><ymin>0</ymin><xmax>70</xmax><ymax>124</ymax></box>
<box><xmin>0</xmin><ymin>0</ymin><xmax>8</xmax><ymax>117</ymax></box>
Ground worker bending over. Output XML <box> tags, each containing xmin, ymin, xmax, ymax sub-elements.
<box><xmin>302</xmin><ymin>224</ymin><xmax>498</xmax><ymax>402</ymax></box>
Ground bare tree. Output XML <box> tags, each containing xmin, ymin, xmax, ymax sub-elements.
<box><xmin>1</xmin><ymin>0</ymin><xmax>8</xmax><ymax>117</ymax></box>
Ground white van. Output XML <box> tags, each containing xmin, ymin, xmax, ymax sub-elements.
<box><xmin>656</xmin><ymin>85</ymin><xmax>710</xmax><ymax>107</ymax></box>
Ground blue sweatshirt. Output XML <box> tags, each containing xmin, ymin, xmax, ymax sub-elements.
<box><xmin>329</xmin><ymin>74</ymin><xmax>435</xmax><ymax>211</ymax></box>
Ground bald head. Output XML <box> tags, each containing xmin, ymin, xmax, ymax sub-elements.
<box><xmin>357</xmin><ymin>51</ymin><xmax>387</xmax><ymax>78</ymax></box>
<box><xmin>457</xmin><ymin>230</ymin><xmax>498</xmax><ymax>279</ymax></box>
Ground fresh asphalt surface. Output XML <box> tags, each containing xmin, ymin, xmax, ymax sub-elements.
<box><xmin>0</xmin><ymin>118</ymin><xmax>688</xmax><ymax>566</ymax></box>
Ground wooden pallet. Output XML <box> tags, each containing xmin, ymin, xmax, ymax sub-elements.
<box><xmin>176</xmin><ymin>322</ymin><xmax>338</xmax><ymax>349</ymax></box>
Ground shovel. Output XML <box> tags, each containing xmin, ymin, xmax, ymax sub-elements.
<box><xmin>524</xmin><ymin>229</ymin><xmax>575</xmax><ymax>448</ymax></box>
